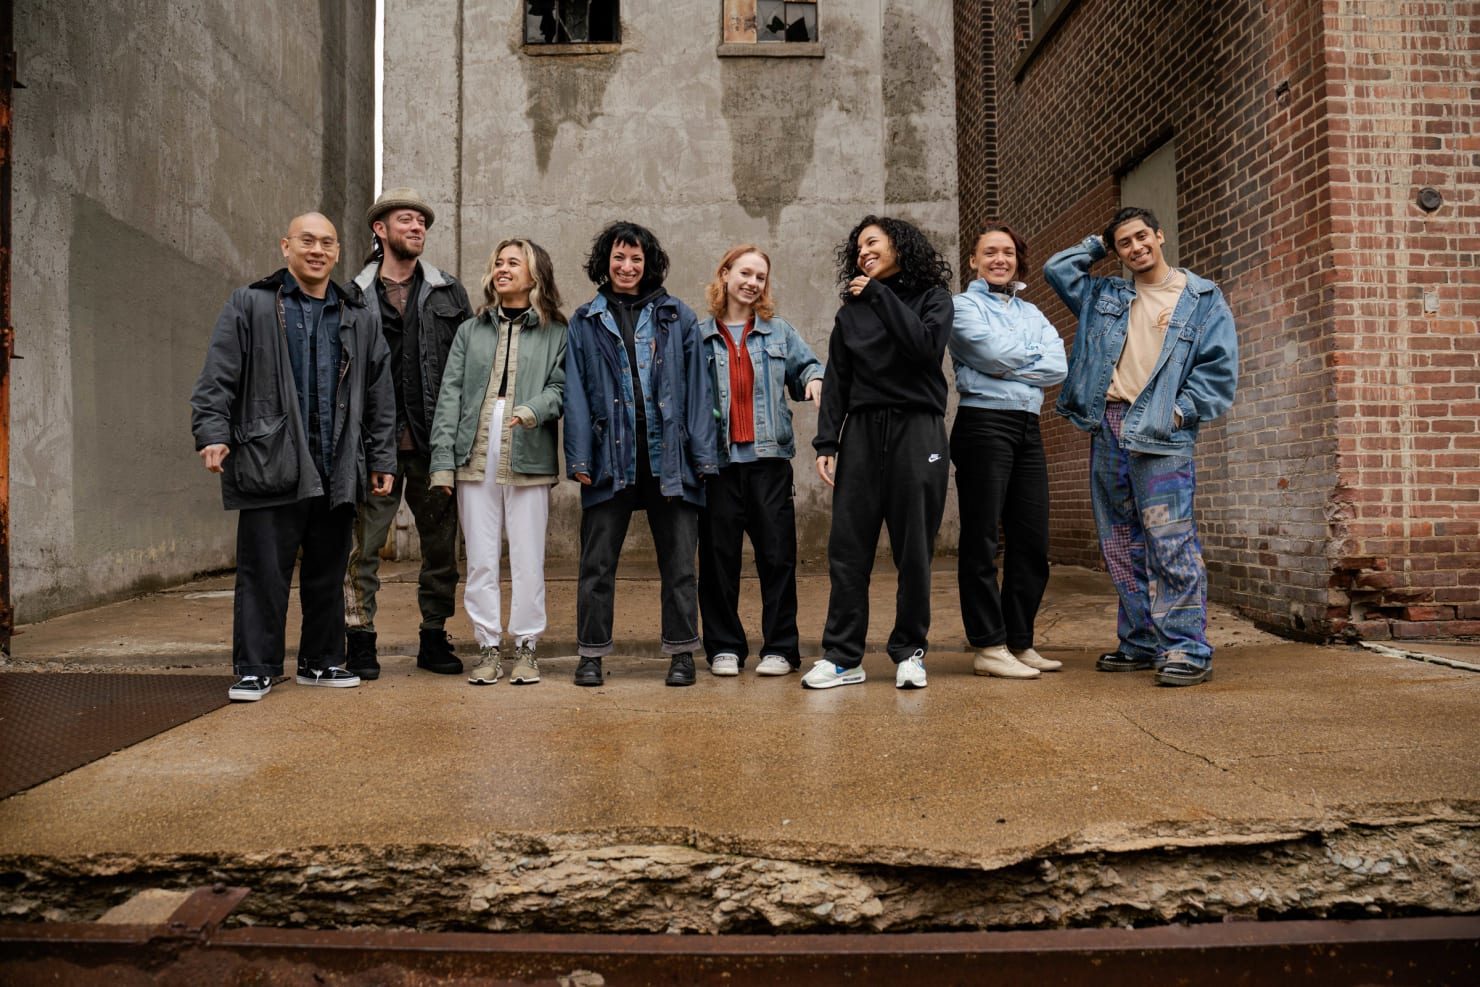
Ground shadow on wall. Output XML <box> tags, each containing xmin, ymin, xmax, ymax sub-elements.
<box><xmin>882</xmin><ymin>2</ymin><xmax>939</xmax><ymax>205</ymax></box>
<box><xmin>521</xmin><ymin>52</ymin><xmax>618</xmax><ymax>173</ymax></box>
<box><xmin>720</xmin><ymin>57</ymin><xmax>821</xmax><ymax>230</ymax></box>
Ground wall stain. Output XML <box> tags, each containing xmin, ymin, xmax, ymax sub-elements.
<box><xmin>520</xmin><ymin>54</ymin><xmax>618</xmax><ymax>173</ymax></box>
<box><xmin>720</xmin><ymin>59</ymin><xmax>821</xmax><ymax>230</ymax></box>
<box><xmin>882</xmin><ymin>1</ymin><xmax>940</xmax><ymax>205</ymax></box>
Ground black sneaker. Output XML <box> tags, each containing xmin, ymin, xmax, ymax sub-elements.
<box><xmin>346</xmin><ymin>628</ymin><xmax>380</xmax><ymax>681</ymax></box>
<box><xmin>416</xmin><ymin>629</ymin><xmax>464</xmax><ymax>675</ymax></box>
<box><xmin>1095</xmin><ymin>650</ymin><xmax>1158</xmax><ymax>672</ymax></box>
<box><xmin>1156</xmin><ymin>661</ymin><xmax>1213</xmax><ymax>687</ymax></box>
<box><xmin>295</xmin><ymin>665</ymin><xmax>362</xmax><ymax>688</ymax></box>
<box><xmin>228</xmin><ymin>676</ymin><xmax>272</xmax><ymax>702</ymax></box>
<box><xmin>665</xmin><ymin>652</ymin><xmax>696</xmax><ymax>687</ymax></box>
<box><xmin>574</xmin><ymin>656</ymin><xmax>604</xmax><ymax>687</ymax></box>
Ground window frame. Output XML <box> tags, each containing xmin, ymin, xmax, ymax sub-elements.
<box><xmin>718</xmin><ymin>0</ymin><xmax>824</xmax><ymax>58</ymax></box>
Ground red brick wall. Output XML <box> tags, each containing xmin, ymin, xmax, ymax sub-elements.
<box><xmin>959</xmin><ymin>0</ymin><xmax>1479</xmax><ymax>641</ymax></box>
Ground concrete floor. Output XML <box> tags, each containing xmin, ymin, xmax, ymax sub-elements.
<box><xmin>2</xmin><ymin>561</ymin><xmax>1478</xmax><ymax>931</ymax></box>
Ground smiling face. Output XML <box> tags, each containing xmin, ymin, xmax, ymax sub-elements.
<box><xmin>723</xmin><ymin>251</ymin><xmax>769</xmax><ymax>314</ymax></box>
<box><xmin>1109</xmin><ymin>218</ymin><xmax>1166</xmax><ymax>277</ymax></box>
<box><xmin>608</xmin><ymin>239</ymin><xmax>645</xmax><ymax>295</ymax></box>
<box><xmin>492</xmin><ymin>243</ymin><xmax>535</xmax><ymax>307</ymax></box>
<box><xmin>281</xmin><ymin>213</ymin><xmax>340</xmax><ymax>296</ymax></box>
<box><xmin>968</xmin><ymin>231</ymin><xmax>1019</xmax><ymax>287</ymax></box>
<box><xmin>374</xmin><ymin>208</ymin><xmax>427</xmax><ymax>262</ymax></box>
<box><xmin>855</xmin><ymin>224</ymin><xmax>900</xmax><ymax>280</ymax></box>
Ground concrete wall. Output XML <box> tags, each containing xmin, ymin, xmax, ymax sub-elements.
<box><xmin>11</xmin><ymin>1</ymin><xmax>376</xmax><ymax>622</ymax></box>
<box><xmin>383</xmin><ymin>0</ymin><xmax>960</xmax><ymax>561</ymax></box>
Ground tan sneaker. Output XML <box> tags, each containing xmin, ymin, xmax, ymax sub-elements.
<box><xmin>1011</xmin><ymin>647</ymin><xmax>1063</xmax><ymax>672</ymax></box>
<box><xmin>509</xmin><ymin>643</ymin><xmax>540</xmax><ymax>684</ymax></box>
<box><xmin>469</xmin><ymin>644</ymin><xmax>502</xmax><ymax>684</ymax></box>
<box><xmin>973</xmin><ymin>645</ymin><xmax>1040</xmax><ymax>679</ymax></box>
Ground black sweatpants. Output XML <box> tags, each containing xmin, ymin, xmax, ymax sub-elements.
<box><xmin>233</xmin><ymin>495</ymin><xmax>356</xmax><ymax>677</ymax></box>
<box><xmin>698</xmin><ymin>458</ymin><xmax>801</xmax><ymax>667</ymax></box>
<box><xmin>821</xmin><ymin>408</ymin><xmax>949</xmax><ymax>668</ymax></box>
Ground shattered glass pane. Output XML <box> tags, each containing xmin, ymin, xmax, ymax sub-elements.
<box><xmin>758</xmin><ymin>1</ymin><xmax>815</xmax><ymax>43</ymax></box>
<box><xmin>524</xmin><ymin>0</ymin><xmax>620</xmax><ymax>44</ymax></box>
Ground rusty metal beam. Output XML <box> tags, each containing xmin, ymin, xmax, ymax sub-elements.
<box><xmin>0</xmin><ymin>905</ymin><xmax>1475</xmax><ymax>986</ymax></box>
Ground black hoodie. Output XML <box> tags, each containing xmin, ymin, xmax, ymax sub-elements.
<box><xmin>813</xmin><ymin>274</ymin><xmax>953</xmax><ymax>457</ymax></box>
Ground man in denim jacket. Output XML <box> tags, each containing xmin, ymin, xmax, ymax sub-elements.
<box><xmin>1044</xmin><ymin>207</ymin><xmax>1237</xmax><ymax>687</ymax></box>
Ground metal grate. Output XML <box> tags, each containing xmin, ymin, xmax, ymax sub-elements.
<box><xmin>0</xmin><ymin>673</ymin><xmax>229</xmax><ymax>799</ymax></box>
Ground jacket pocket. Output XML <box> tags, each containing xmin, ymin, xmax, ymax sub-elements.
<box><xmin>1092</xmin><ymin>297</ymin><xmax>1124</xmax><ymax>339</ymax></box>
<box><xmin>231</xmin><ymin>413</ymin><xmax>300</xmax><ymax>497</ymax></box>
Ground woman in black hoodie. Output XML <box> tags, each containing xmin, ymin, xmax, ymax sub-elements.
<box><xmin>804</xmin><ymin>215</ymin><xmax>954</xmax><ymax>691</ymax></box>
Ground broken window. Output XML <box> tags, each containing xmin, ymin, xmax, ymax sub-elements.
<box><xmin>524</xmin><ymin>1</ymin><xmax>620</xmax><ymax>45</ymax></box>
<box><xmin>723</xmin><ymin>0</ymin><xmax>818</xmax><ymax>45</ymax></box>
<box><xmin>1029</xmin><ymin>0</ymin><xmax>1070</xmax><ymax>40</ymax></box>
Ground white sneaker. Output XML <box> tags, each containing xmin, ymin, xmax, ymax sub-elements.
<box><xmin>895</xmin><ymin>650</ymin><xmax>928</xmax><ymax>690</ymax></box>
<box><xmin>1011</xmin><ymin>647</ymin><xmax>1062</xmax><ymax>672</ymax></box>
<box><xmin>973</xmin><ymin>645</ymin><xmax>1040</xmax><ymax>679</ymax></box>
<box><xmin>801</xmin><ymin>660</ymin><xmax>866</xmax><ymax>690</ymax></box>
<box><xmin>755</xmin><ymin>655</ymin><xmax>794</xmax><ymax>676</ymax></box>
<box><xmin>711</xmin><ymin>653</ymin><xmax>740</xmax><ymax>677</ymax></box>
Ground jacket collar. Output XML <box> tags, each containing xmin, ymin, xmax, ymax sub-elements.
<box><xmin>353</xmin><ymin>259</ymin><xmax>452</xmax><ymax>296</ymax></box>
<box><xmin>1110</xmin><ymin>268</ymin><xmax>1215</xmax><ymax>298</ymax></box>
<box><xmin>252</xmin><ymin>268</ymin><xmax>362</xmax><ymax>308</ymax></box>
<box><xmin>700</xmin><ymin>314</ymin><xmax>774</xmax><ymax>342</ymax></box>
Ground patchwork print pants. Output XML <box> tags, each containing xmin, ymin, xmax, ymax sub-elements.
<box><xmin>1090</xmin><ymin>403</ymin><xmax>1211</xmax><ymax>668</ymax></box>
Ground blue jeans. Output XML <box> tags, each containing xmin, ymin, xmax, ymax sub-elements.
<box><xmin>1091</xmin><ymin>403</ymin><xmax>1211</xmax><ymax>667</ymax></box>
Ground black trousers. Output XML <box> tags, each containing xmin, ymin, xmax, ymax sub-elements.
<box><xmin>233</xmin><ymin>496</ymin><xmax>356</xmax><ymax>677</ymax></box>
<box><xmin>576</xmin><ymin>470</ymin><xmax>701</xmax><ymax>658</ymax></box>
<box><xmin>822</xmin><ymin>408</ymin><xmax>949</xmax><ymax>668</ymax></box>
<box><xmin>698</xmin><ymin>458</ymin><xmax>801</xmax><ymax>667</ymax></box>
<box><xmin>950</xmin><ymin>407</ymin><xmax>1051</xmax><ymax>650</ymax></box>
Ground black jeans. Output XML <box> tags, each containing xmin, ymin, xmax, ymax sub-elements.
<box><xmin>950</xmin><ymin>407</ymin><xmax>1050</xmax><ymax>650</ymax></box>
<box><xmin>233</xmin><ymin>496</ymin><xmax>356</xmax><ymax>677</ymax></box>
<box><xmin>822</xmin><ymin>408</ymin><xmax>949</xmax><ymax>668</ymax></box>
<box><xmin>576</xmin><ymin>474</ymin><xmax>701</xmax><ymax>658</ymax></box>
<box><xmin>698</xmin><ymin>459</ymin><xmax>801</xmax><ymax>667</ymax></box>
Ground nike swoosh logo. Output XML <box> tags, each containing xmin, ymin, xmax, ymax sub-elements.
<box><xmin>928</xmin><ymin>453</ymin><xmax>942</xmax><ymax>463</ymax></box>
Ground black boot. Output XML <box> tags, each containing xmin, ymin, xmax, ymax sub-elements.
<box><xmin>417</xmin><ymin>629</ymin><xmax>463</xmax><ymax>675</ymax></box>
<box><xmin>665</xmin><ymin>652</ymin><xmax>696</xmax><ymax>687</ymax></box>
<box><xmin>574</xmin><ymin>656</ymin><xmax>604</xmax><ymax>687</ymax></box>
<box><xmin>346</xmin><ymin>629</ymin><xmax>380</xmax><ymax>681</ymax></box>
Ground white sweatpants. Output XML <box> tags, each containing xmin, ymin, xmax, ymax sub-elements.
<box><xmin>456</xmin><ymin>400</ymin><xmax>551</xmax><ymax>648</ymax></box>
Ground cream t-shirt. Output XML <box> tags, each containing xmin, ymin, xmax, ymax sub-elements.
<box><xmin>1106</xmin><ymin>270</ymin><xmax>1187</xmax><ymax>405</ymax></box>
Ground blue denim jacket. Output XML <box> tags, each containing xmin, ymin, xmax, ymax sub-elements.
<box><xmin>563</xmin><ymin>290</ymin><xmax>718</xmax><ymax>508</ymax></box>
<box><xmin>701</xmin><ymin>315</ymin><xmax>824</xmax><ymax>465</ymax></box>
<box><xmin>950</xmin><ymin>280</ymin><xmax>1066</xmax><ymax>415</ymax></box>
<box><xmin>1044</xmin><ymin>235</ymin><xmax>1238</xmax><ymax>455</ymax></box>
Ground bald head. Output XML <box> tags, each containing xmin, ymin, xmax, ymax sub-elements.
<box><xmin>281</xmin><ymin>212</ymin><xmax>341</xmax><ymax>298</ymax></box>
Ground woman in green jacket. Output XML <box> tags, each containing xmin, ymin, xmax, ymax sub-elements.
<box><xmin>430</xmin><ymin>238</ymin><xmax>567</xmax><ymax>685</ymax></box>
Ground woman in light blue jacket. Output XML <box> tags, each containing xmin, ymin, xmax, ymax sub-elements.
<box><xmin>949</xmin><ymin>224</ymin><xmax>1067</xmax><ymax>680</ymax></box>
<box><xmin>698</xmin><ymin>245</ymin><xmax>823</xmax><ymax>677</ymax></box>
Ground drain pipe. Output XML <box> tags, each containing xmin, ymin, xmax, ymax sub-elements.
<box><xmin>0</xmin><ymin>3</ymin><xmax>15</xmax><ymax>655</ymax></box>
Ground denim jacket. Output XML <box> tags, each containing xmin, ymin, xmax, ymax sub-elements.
<box><xmin>950</xmin><ymin>280</ymin><xmax>1067</xmax><ymax>415</ymax></box>
<box><xmin>563</xmin><ymin>290</ymin><xmax>719</xmax><ymax>508</ymax></box>
<box><xmin>1044</xmin><ymin>235</ymin><xmax>1238</xmax><ymax>455</ymax></box>
<box><xmin>701</xmin><ymin>315</ymin><xmax>824</xmax><ymax>465</ymax></box>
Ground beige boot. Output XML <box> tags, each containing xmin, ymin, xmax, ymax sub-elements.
<box><xmin>1011</xmin><ymin>647</ymin><xmax>1063</xmax><ymax>672</ymax></box>
<box><xmin>973</xmin><ymin>645</ymin><xmax>1040</xmax><ymax>679</ymax></box>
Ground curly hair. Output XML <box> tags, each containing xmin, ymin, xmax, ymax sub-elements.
<box><xmin>477</xmin><ymin>238</ymin><xmax>567</xmax><ymax>328</ymax></box>
<box><xmin>704</xmin><ymin>244</ymin><xmax>776</xmax><ymax>321</ymax></box>
<box><xmin>835</xmin><ymin>215</ymin><xmax>953</xmax><ymax>300</ymax></box>
<box><xmin>583</xmin><ymin>220</ymin><xmax>669</xmax><ymax>293</ymax></box>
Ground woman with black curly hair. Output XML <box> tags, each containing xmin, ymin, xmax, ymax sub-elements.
<box><xmin>805</xmin><ymin>216</ymin><xmax>954</xmax><ymax>691</ymax></box>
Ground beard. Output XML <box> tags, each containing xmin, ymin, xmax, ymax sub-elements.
<box><xmin>383</xmin><ymin>230</ymin><xmax>424</xmax><ymax>262</ymax></box>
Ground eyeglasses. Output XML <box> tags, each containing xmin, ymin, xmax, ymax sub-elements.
<box><xmin>290</xmin><ymin>234</ymin><xmax>340</xmax><ymax>250</ymax></box>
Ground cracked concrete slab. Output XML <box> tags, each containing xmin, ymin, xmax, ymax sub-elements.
<box><xmin>1</xmin><ymin>565</ymin><xmax>1475</xmax><ymax>931</ymax></box>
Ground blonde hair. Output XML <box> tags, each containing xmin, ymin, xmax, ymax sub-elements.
<box><xmin>478</xmin><ymin>238</ymin><xmax>566</xmax><ymax>327</ymax></box>
<box><xmin>704</xmin><ymin>244</ymin><xmax>776</xmax><ymax>321</ymax></box>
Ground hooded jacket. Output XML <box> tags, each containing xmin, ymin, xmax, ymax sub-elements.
<box><xmin>190</xmin><ymin>269</ymin><xmax>396</xmax><ymax>511</ymax></box>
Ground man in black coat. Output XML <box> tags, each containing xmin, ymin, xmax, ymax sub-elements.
<box><xmin>191</xmin><ymin>212</ymin><xmax>396</xmax><ymax>702</ymax></box>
